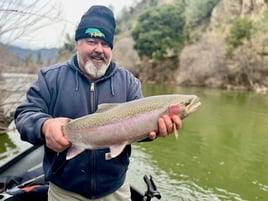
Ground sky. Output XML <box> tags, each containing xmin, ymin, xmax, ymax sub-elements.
<box><xmin>3</xmin><ymin>0</ymin><xmax>137</xmax><ymax>49</ymax></box>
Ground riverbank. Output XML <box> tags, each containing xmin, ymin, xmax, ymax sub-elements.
<box><xmin>0</xmin><ymin>73</ymin><xmax>36</xmax><ymax>134</ymax></box>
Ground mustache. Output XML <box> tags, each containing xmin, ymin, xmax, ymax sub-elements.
<box><xmin>89</xmin><ymin>52</ymin><xmax>106</xmax><ymax>62</ymax></box>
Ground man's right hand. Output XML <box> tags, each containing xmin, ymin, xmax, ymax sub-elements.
<box><xmin>42</xmin><ymin>117</ymin><xmax>71</xmax><ymax>153</ymax></box>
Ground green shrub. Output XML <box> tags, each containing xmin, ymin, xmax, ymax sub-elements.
<box><xmin>225</xmin><ymin>17</ymin><xmax>252</xmax><ymax>57</ymax></box>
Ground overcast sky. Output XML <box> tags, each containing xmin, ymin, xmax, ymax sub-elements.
<box><xmin>5</xmin><ymin>0</ymin><xmax>137</xmax><ymax>49</ymax></box>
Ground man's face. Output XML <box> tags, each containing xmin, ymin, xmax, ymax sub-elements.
<box><xmin>76</xmin><ymin>38</ymin><xmax>112</xmax><ymax>79</ymax></box>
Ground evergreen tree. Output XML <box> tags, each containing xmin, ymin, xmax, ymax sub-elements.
<box><xmin>132</xmin><ymin>3</ymin><xmax>187</xmax><ymax>60</ymax></box>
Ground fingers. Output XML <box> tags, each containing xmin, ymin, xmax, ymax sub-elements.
<box><xmin>157</xmin><ymin>115</ymin><xmax>182</xmax><ymax>138</ymax></box>
<box><xmin>171</xmin><ymin>115</ymin><xmax>182</xmax><ymax>130</ymax></box>
<box><xmin>158</xmin><ymin>115</ymin><xmax>171</xmax><ymax>137</ymax></box>
<box><xmin>149</xmin><ymin>131</ymin><xmax>157</xmax><ymax>140</ymax></box>
<box><xmin>42</xmin><ymin>118</ymin><xmax>71</xmax><ymax>153</ymax></box>
<box><xmin>45</xmin><ymin>131</ymin><xmax>70</xmax><ymax>153</ymax></box>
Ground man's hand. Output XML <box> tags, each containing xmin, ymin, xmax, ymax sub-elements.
<box><xmin>149</xmin><ymin>115</ymin><xmax>182</xmax><ymax>139</ymax></box>
<box><xmin>42</xmin><ymin>117</ymin><xmax>71</xmax><ymax>153</ymax></box>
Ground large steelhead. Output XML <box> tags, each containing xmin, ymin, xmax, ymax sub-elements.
<box><xmin>62</xmin><ymin>94</ymin><xmax>201</xmax><ymax>160</ymax></box>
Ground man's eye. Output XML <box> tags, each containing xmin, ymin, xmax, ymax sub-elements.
<box><xmin>101</xmin><ymin>42</ymin><xmax>109</xmax><ymax>48</ymax></box>
<box><xmin>86</xmin><ymin>39</ymin><xmax>97</xmax><ymax>45</ymax></box>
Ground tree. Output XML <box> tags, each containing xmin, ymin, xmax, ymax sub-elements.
<box><xmin>57</xmin><ymin>34</ymin><xmax>76</xmax><ymax>62</ymax></box>
<box><xmin>25</xmin><ymin>54</ymin><xmax>34</xmax><ymax>67</ymax></box>
<box><xmin>36</xmin><ymin>51</ymin><xmax>43</xmax><ymax>65</ymax></box>
<box><xmin>185</xmin><ymin>0</ymin><xmax>220</xmax><ymax>27</ymax></box>
<box><xmin>225</xmin><ymin>17</ymin><xmax>253</xmax><ymax>57</ymax></box>
<box><xmin>0</xmin><ymin>0</ymin><xmax>62</xmax><ymax>45</ymax></box>
<box><xmin>132</xmin><ymin>3</ymin><xmax>187</xmax><ymax>60</ymax></box>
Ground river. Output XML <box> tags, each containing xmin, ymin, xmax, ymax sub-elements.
<box><xmin>129</xmin><ymin>84</ymin><xmax>268</xmax><ymax>201</ymax></box>
<box><xmin>0</xmin><ymin>75</ymin><xmax>268</xmax><ymax>201</ymax></box>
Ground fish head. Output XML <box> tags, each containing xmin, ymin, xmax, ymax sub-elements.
<box><xmin>180</xmin><ymin>95</ymin><xmax>201</xmax><ymax>119</ymax></box>
<box><xmin>168</xmin><ymin>95</ymin><xmax>201</xmax><ymax>119</ymax></box>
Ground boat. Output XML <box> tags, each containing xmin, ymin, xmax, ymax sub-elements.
<box><xmin>0</xmin><ymin>145</ymin><xmax>161</xmax><ymax>201</ymax></box>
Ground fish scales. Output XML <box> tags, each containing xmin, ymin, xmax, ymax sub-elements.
<box><xmin>66</xmin><ymin>95</ymin><xmax>190</xmax><ymax>129</ymax></box>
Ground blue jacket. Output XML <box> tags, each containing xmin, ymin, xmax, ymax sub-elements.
<box><xmin>14</xmin><ymin>55</ymin><xmax>143</xmax><ymax>199</ymax></box>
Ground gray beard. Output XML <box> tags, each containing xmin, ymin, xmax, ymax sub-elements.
<box><xmin>84</xmin><ymin>60</ymin><xmax>109</xmax><ymax>79</ymax></box>
<box><xmin>77</xmin><ymin>53</ymin><xmax>111</xmax><ymax>79</ymax></box>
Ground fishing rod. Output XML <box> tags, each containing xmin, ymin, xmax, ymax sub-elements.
<box><xmin>5</xmin><ymin>174</ymin><xmax>45</xmax><ymax>195</ymax></box>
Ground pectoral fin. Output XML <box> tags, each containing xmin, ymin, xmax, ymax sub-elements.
<box><xmin>105</xmin><ymin>143</ymin><xmax>127</xmax><ymax>160</ymax></box>
<box><xmin>66</xmin><ymin>145</ymin><xmax>85</xmax><ymax>160</ymax></box>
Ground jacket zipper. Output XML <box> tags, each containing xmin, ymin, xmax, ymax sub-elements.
<box><xmin>90</xmin><ymin>82</ymin><xmax>96</xmax><ymax>197</ymax></box>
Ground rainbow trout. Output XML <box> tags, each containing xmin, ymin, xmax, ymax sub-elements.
<box><xmin>62</xmin><ymin>94</ymin><xmax>201</xmax><ymax>160</ymax></box>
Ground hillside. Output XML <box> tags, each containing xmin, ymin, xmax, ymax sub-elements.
<box><xmin>0</xmin><ymin>43</ymin><xmax>58</xmax><ymax>74</ymax></box>
<box><xmin>178</xmin><ymin>0</ymin><xmax>268</xmax><ymax>92</ymax></box>
<box><xmin>7</xmin><ymin>45</ymin><xmax>58</xmax><ymax>64</ymax></box>
<box><xmin>114</xmin><ymin>0</ymin><xmax>268</xmax><ymax>92</ymax></box>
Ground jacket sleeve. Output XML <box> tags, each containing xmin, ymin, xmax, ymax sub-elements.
<box><xmin>14</xmin><ymin>70</ymin><xmax>52</xmax><ymax>145</ymax></box>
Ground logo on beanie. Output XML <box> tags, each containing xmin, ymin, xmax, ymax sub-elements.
<box><xmin>85</xmin><ymin>28</ymin><xmax>105</xmax><ymax>38</ymax></box>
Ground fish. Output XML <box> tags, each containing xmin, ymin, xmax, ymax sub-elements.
<box><xmin>62</xmin><ymin>94</ymin><xmax>201</xmax><ymax>160</ymax></box>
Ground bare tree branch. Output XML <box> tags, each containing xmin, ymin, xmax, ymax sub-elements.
<box><xmin>0</xmin><ymin>0</ymin><xmax>66</xmax><ymax>44</ymax></box>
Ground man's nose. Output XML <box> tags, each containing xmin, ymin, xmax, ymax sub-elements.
<box><xmin>94</xmin><ymin>42</ymin><xmax>104</xmax><ymax>53</ymax></box>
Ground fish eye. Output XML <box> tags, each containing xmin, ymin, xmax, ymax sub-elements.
<box><xmin>184</xmin><ymin>98</ymin><xmax>192</xmax><ymax>106</ymax></box>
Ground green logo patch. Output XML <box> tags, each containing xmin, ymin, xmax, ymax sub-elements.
<box><xmin>85</xmin><ymin>28</ymin><xmax>105</xmax><ymax>38</ymax></box>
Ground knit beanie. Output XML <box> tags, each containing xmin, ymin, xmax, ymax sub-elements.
<box><xmin>75</xmin><ymin>5</ymin><xmax>116</xmax><ymax>48</ymax></box>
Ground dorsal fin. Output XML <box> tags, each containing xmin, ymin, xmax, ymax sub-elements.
<box><xmin>96</xmin><ymin>103</ymin><xmax>120</xmax><ymax>113</ymax></box>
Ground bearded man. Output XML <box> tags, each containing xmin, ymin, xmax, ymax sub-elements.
<box><xmin>14</xmin><ymin>5</ymin><xmax>182</xmax><ymax>201</ymax></box>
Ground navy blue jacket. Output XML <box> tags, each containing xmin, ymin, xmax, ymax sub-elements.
<box><xmin>14</xmin><ymin>55</ymin><xmax>142</xmax><ymax>199</ymax></box>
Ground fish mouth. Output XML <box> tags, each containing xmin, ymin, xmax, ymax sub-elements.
<box><xmin>185</xmin><ymin>96</ymin><xmax>201</xmax><ymax>114</ymax></box>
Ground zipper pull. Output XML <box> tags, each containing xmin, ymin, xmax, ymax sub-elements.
<box><xmin>90</xmin><ymin>82</ymin><xmax>95</xmax><ymax>112</ymax></box>
<box><xmin>90</xmin><ymin>82</ymin><xmax>95</xmax><ymax>92</ymax></box>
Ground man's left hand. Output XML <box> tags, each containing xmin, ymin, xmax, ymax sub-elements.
<box><xmin>149</xmin><ymin>115</ymin><xmax>182</xmax><ymax>139</ymax></box>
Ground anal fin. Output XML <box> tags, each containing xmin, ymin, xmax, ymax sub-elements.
<box><xmin>105</xmin><ymin>143</ymin><xmax>127</xmax><ymax>160</ymax></box>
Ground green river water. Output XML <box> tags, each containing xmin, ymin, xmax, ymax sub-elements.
<box><xmin>0</xmin><ymin>82</ymin><xmax>267</xmax><ymax>200</ymax></box>
<box><xmin>129</xmin><ymin>84</ymin><xmax>268</xmax><ymax>201</ymax></box>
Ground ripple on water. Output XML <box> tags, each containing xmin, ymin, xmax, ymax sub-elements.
<box><xmin>129</xmin><ymin>144</ymin><xmax>246</xmax><ymax>201</ymax></box>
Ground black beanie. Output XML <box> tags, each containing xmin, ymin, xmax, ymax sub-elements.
<box><xmin>75</xmin><ymin>5</ymin><xmax>116</xmax><ymax>48</ymax></box>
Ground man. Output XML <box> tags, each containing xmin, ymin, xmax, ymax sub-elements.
<box><xmin>14</xmin><ymin>5</ymin><xmax>182</xmax><ymax>201</ymax></box>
